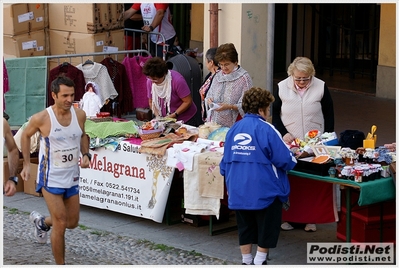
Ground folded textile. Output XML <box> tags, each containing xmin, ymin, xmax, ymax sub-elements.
<box><xmin>85</xmin><ymin>120</ymin><xmax>138</xmax><ymax>139</ymax></box>
<box><xmin>89</xmin><ymin>137</ymin><xmax>125</xmax><ymax>151</ymax></box>
<box><xmin>139</xmin><ymin>133</ymin><xmax>198</xmax><ymax>156</ymax></box>
<box><xmin>166</xmin><ymin>141</ymin><xmax>208</xmax><ymax>171</ymax></box>
<box><xmin>197</xmin><ymin>151</ymin><xmax>224</xmax><ymax>199</ymax></box>
<box><xmin>13</xmin><ymin>121</ymin><xmax>40</xmax><ymax>153</ymax></box>
<box><xmin>183</xmin><ymin>153</ymin><xmax>221</xmax><ymax>219</ymax></box>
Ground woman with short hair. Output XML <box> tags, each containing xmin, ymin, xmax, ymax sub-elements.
<box><xmin>204</xmin><ymin>43</ymin><xmax>253</xmax><ymax>127</ymax></box>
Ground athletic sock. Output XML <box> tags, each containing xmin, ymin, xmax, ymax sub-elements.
<box><xmin>253</xmin><ymin>251</ymin><xmax>267</xmax><ymax>265</ymax></box>
<box><xmin>242</xmin><ymin>253</ymin><xmax>253</xmax><ymax>265</ymax></box>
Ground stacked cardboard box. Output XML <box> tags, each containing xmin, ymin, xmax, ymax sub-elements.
<box><xmin>48</xmin><ymin>3</ymin><xmax>123</xmax><ymax>34</ymax></box>
<box><xmin>47</xmin><ymin>3</ymin><xmax>124</xmax><ymax>68</ymax></box>
<box><xmin>3</xmin><ymin>3</ymin><xmax>124</xmax><ymax>61</ymax></box>
<box><xmin>3</xmin><ymin>3</ymin><xmax>49</xmax><ymax>58</ymax></box>
<box><xmin>48</xmin><ymin>29</ymin><xmax>125</xmax><ymax>68</ymax></box>
<box><xmin>24</xmin><ymin>162</ymin><xmax>42</xmax><ymax>197</ymax></box>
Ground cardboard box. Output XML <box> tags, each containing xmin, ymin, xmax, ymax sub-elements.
<box><xmin>3</xmin><ymin>158</ymin><xmax>24</xmax><ymax>193</ymax></box>
<box><xmin>3</xmin><ymin>30</ymin><xmax>49</xmax><ymax>58</ymax></box>
<box><xmin>48</xmin><ymin>4</ymin><xmax>123</xmax><ymax>34</ymax></box>
<box><xmin>3</xmin><ymin>3</ymin><xmax>48</xmax><ymax>35</ymax></box>
<box><xmin>24</xmin><ymin>163</ymin><xmax>42</xmax><ymax>197</ymax></box>
<box><xmin>48</xmin><ymin>29</ymin><xmax>125</xmax><ymax>65</ymax></box>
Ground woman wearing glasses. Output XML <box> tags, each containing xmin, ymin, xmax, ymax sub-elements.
<box><xmin>204</xmin><ymin>43</ymin><xmax>253</xmax><ymax>127</ymax></box>
<box><xmin>272</xmin><ymin>56</ymin><xmax>335</xmax><ymax>232</ymax></box>
<box><xmin>142</xmin><ymin>57</ymin><xmax>198</xmax><ymax>126</ymax></box>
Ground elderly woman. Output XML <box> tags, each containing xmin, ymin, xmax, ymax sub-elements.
<box><xmin>272</xmin><ymin>56</ymin><xmax>335</xmax><ymax>232</ymax></box>
<box><xmin>142</xmin><ymin>57</ymin><xmax>198</xmax><ymax>126</ymax></box>
<box><xmin>199</xmin><ymin>47</ymin><xmax>220</xmax><ymax>122</ymax></box>
<box><xmin>220</xmin><ymin>87</ymin><xmax>296</xmax><ymax>265</ymax></box>
<box><xmin>204</xmin><ymin>43</ymin><xmax>253</xmax><ymax>127</ymax></box>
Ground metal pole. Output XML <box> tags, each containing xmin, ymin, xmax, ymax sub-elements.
<box><xmin>209</xmin><ymin>4</ymin><xmax>219</xmax><ymax>48</ymax></box>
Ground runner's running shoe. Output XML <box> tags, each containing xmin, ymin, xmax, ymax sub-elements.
<box><xmin>29</xmin><ymin>211</ymin><xmax>50</xmax><ymax>244</ymax></box>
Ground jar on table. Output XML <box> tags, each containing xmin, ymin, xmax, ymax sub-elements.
<box><xmin>371</xmin><ymin>164</ymin><xmax>382</xmax><ymax>180</ymax></box>
<box><xmin>360</xmin><ymin>164</ymin><xmax>370</xmax><ymax>182</ymax></box>
<box><xmin>341</xmin><ymin>166</ymin><xmax>353</xmax><ymax>180</ymax></box>
<box><xmin>354</xmin><ymin>167</ymin><xmax>363</xmax><ymax>183</ymax></box>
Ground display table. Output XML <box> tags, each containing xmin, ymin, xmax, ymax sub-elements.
<box><xmin>79</xmin><ymin>140</ymin><xmax>175</xmax><ymax>223</ymax></box>
<box><xmin>288</xmin><ymin>170</ymin><xmax>396</xmax><ymax>242</ymax></box>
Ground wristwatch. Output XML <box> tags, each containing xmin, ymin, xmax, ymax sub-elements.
<box><xmin>9</xmin><ymin>176</ymin><xmax>18</xmax><ymax>186</ymax></box>
<box><xmin>83</xmin><ymin>153</ymin><xmax>92</xmax><ymax>161</ymax></box>
<box><xmin>149</xmin><ymin>25</ymin><xmax>154</xmax><ymax>31</ymax></box>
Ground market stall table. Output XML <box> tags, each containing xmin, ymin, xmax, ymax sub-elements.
<box><xmin>288</xmin><ymin>170</ymin><xmax>396</xmax><ymax>242</ymax></box>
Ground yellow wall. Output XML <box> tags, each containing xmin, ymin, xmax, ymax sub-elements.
<box><xmin>379</xmin><ymin>4</ymin><xmax>396</xmax><ymax>67</ymax></box>
<box><xmin>191</xmin><ymin>4</ymin><xmax>204</xmax><ymax>42</ymax></box>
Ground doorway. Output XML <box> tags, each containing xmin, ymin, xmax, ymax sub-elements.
<box><xmin>274</xmin><ymin>4</ymin><xmax>380</xmax><ymax>95</ymax></box>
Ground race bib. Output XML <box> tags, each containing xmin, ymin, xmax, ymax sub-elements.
<box><xmin>53</xmin><ymin>146</ymin><xmax>79</xmax><ymax>168</ymax></box>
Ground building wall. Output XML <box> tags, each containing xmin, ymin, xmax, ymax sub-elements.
<box><xmin>376</xmin><ymin>3</ymin><xmax>396</xmax><ymax>99</ymax></box>
<box><xmin>203</xmin><ymin>3</ymin><xmax>270</xmax><ymax>89</ymax></box>
<box><xmin>199</xmin><ymin>3</ymin><xmax>395</xmax><ymax>100</ymax></box>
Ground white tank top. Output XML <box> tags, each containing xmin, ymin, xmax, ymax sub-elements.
<box><xmin>140</xmin><ymin>3</ymin><xmax>176</xmax><ymax>43</ymax></box>
<box><xmin>37</xmin><ymin>107</ymin><xmax>82</xmax><ymax>188</ymax></box>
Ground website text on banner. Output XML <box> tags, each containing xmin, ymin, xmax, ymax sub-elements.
<box><xmin>79</xmin><ymin>141</ymin><xmax>175</xmax><ymax>223</ymax></box>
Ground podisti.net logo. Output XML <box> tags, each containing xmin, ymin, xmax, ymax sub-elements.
<box><xmin>307</xmin><ymin>243</ymin><xmax>394</xmax><ymax>264</ymax></box>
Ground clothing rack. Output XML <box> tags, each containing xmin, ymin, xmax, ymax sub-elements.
<box><xmin>46</xmin><ymin>49</ymin><xmax>151</xmax><ymax>65</ymax></box>
<box><xmin>124</xmin><ymin>28</ymin><xmax>167</xmax><ymax>60</ymax></box>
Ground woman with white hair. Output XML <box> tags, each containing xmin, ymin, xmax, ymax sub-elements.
<box><xmin>272</xmin><ymin>56</ymin><xmax>335</xmax><ymax>232</ymax></box>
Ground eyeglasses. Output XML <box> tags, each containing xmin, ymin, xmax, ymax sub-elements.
<box><xmin>218</xmin><ymin>62</ymin><xmax>234</xmax><ymax>69</ymax></box>
<box><xmin>293</xmin><ymin>76</ymin><xmax>311</xmax><ymax>82</ymax></box>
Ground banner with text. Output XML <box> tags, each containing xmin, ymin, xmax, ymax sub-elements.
<box><xmin>79</xmin><ymin>141</ymin><xmax>175</xmax><ymax>223</ymax></box>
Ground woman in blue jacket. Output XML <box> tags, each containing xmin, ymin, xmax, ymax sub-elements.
<box><xmin>220</xmin><ymin>87</ymin><xmax>297</xmax><ymax>265</ymax></box>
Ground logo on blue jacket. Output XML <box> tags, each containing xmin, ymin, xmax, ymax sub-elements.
<box><xmin>233</xmin><ymin>133</ymin><xmax>252</xmax><ymax>145</ymax></box>
<box><xmin>232</xmin><ymin>133</ymin><xmax>255</xmax><ymax>151</ymax></box>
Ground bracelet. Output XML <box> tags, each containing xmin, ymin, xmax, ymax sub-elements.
<box><xmin>9</xmin><ymin>176</ymin><xmax>18</xmax><ymax>186</ymax></box>
<box><xmin>149</xmin><ymin>25</ymin><xmax>154</xmax><ymax>31</ymax></box>
<box><xmin>174</xmin><ymin>112</ymin><xmax>178</xmax><ymax>117</ymax></box>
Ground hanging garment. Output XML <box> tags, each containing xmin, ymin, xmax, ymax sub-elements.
<box><xmin>47</xmin><ymin>62</ymin><xmax>86</xmax><ymax>106</ymax></box>
<box><xmin>3</xmin><ymin>59</ymin><xmax>9</xmax><ymax>111</ymax></box>
<box><xmin>4</xmin><ymin>57</ymin><xmax>47</xmax><ymax>126</ymax></box>
<box><xmin>76</xmin><ymin>62</ymin><xmax>118</xmax><ymax>106</ymax></box>
<box><xmin>122</xmin><ymin>55</ymin><xmax>152</xmax><ymax>109</ymax></box>
<box><xmin>100</xmin><ymin>57</ymin><xmax>133</xmax><ymax>115</ymax></box>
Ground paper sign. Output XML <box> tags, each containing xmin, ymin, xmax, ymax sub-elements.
<box><xmin>18</xmin><ymin>12</ymin><xmax>34</xmax><ymax>23</ymax></box>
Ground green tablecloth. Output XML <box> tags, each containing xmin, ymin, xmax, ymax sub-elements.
<box><xmin>288</xmin><ymin>170</ymin><xmax>396</xmax><ymax>206</ymax></box>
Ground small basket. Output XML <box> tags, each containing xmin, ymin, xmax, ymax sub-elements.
<box><xmin>139</xmin><ymin>128</ymin><xmax>163</xmax><ymax>140</ymax></box>
<box><xmin>89</xmin><ymin>117</ymin><xmax>113</xmax><ymax>123</ymax></box>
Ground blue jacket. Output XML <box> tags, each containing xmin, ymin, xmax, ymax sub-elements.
<box><xmin>220</xmin><ymin>114</ymin><xmax>297</xmax><ymax>210</ymax></box>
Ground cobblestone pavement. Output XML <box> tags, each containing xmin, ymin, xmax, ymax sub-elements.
<box><xmin>3</xmin><ymin>208</ymin><xmax>235</xmax><ymax>265</ymax></box>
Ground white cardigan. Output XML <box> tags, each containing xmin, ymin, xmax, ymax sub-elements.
<box><xmin>277</xmin><ymin>76</ymin><xmax>326</xmax><ymax>139</ymax></box>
